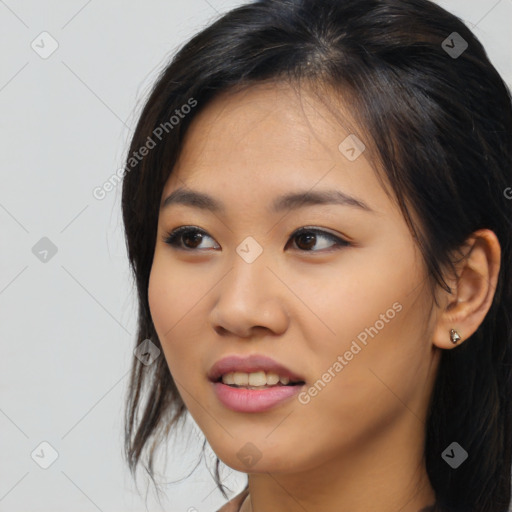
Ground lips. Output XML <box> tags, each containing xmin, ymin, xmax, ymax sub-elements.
<box><xmin>207</xmin><ymin>354</ymin><xmax>306</xmax><ymax>384</ymax></box>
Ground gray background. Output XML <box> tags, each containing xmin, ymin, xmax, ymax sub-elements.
<box><xmin>1</xmin><ymin>1</ymin><xmax>511</xmax><ymax>511</ymax></box>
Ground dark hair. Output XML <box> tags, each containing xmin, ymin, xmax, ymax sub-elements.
<box><xmin>121</xmin><ymin>0</ymin><xmax>512</xmax><ymax>510</ymax></box>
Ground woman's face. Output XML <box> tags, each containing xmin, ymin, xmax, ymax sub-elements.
<box><xmin>148</xmin><ymin>82</ymin><xmax>441</xmax><ymax>476</ymax></box>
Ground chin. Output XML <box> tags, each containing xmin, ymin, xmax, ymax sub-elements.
<box><xmin>218</xmin><ymin>448</ymin><xmax>295</xmax><ymax>473</ymax></box>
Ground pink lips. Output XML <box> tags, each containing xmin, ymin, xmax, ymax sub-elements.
<box><xmin>212</xmin><ymin>381</ymin><xmax>304</xmax><ymax>412</ymax></box>
<box><xmin>208</xmin><ymin>354</ymin><xmax>306</xmax><ymax>413</ymax></box>
<box><xmin>207</xmin><ymin>354</ymin><xmax>305</xmax><ymax>384</ymax></box>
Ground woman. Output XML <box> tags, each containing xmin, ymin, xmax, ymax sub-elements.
<box><xmin>121</xmin><ymin>0</ymin><xmax>512</xmax><ymax>511</ymax></box>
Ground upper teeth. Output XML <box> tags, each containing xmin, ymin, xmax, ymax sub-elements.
<box><xmin>221</xmin><ymin>371</ymin><xmax>291</xmax><ymax>386</ymax></box>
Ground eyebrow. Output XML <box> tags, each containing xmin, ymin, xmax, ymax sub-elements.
<box><xmin>161</xmin><ymin>187</ymin><xmax>375</xmax><ymax>214</ymax></box>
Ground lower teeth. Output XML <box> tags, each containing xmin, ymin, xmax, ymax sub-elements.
<box><xmin>228</xmin><ymin>384</ymin><xmax>286</xmax><ymax>389</ymax></box>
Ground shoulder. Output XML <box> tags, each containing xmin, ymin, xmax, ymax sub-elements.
<box><xmin>215</xmin><ymin>487</ymin><xmax>250</xmax><ymax>512</ymax></box>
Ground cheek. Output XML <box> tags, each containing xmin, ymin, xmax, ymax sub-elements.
<box><xmin>297</xmin><ymin>244</ymin><xmax>428</xmax><ymax>403</ymax></box>
<box><xmin>147</xmin><ymin>259</ymin><xmax>186</xmax><ymax>365</ymax></box>
<box><xmin>147</xmin><ymin>260</ymin><xmax>170</xmax><ymax>333</ymax></box>
<box><xmin>148</xmin><ymin>254</ymin><xmax>196</xmax><ymax>332</ymax></box>
<box><xmin>147</xmin><ymin>256</ymin><xmax>208</xmax><ymax>378</ymax></box>
<box><xmin>298</xmin><ymin>244</ymin><xmax>420</xmax><ymax>352</ymax></box>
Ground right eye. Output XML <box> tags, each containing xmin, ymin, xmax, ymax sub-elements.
<box><xmin>162</xmin><ymin>226</ymin><xmax>219</xmax><ymax>251</ymax></box>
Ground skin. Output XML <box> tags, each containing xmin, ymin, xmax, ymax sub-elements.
<box><xmin>147</xmin><ymin>81</ymin><xmax>501</xmax><ymax>512</ymax></box>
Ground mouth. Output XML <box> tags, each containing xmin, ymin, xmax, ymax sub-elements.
<box><xmin>210</xmin><ymin>369</ymin><xmax>307</xmax><ymax>413</ymax></box>
<box><xmin>214</xmin><ymin>370</ymin><xmax>306</xmax><ymax>389</ymax></box>
<box><xmin>208</xmin><ymin>353</ymin><xmax>307</xmax><ymax>412</ymax></box>
<box><xmin>207</xmin><ymin>354</ymin><xmax>306</xmax><ymax>390</ymax></box>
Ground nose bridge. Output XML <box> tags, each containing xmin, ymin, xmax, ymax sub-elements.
<box><xmin>210</xmin><ymin>237</ymin><xmax>288</xmax><ymax>335</ymax></box>
<box><xmin>225</xmin><ymin>235</ymin><xmax>271</xmax><ymax>303</ymax></box>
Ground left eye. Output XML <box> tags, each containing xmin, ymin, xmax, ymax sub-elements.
<box><xmin>162</xmin><ymin>226</ymin><xmax>350</xmax><ymax>252</ymax></box>
<box><xmin>287</xmin><ymin>227</ymin><xmax>350</xmax><ymax>252</ymax></box>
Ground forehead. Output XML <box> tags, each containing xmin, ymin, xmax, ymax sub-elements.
<box><xmin>161</xmin><ymin>82</ymin><xmax>394</xmax><ymax>218</ymax></box>
<box><xmin>176</xmin><ymin>82</ymin><xmax>354</xmax><ymax>163</ymax></box>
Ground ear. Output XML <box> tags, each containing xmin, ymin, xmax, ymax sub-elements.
<box><xmin>432</xmin><ymin>229</ymin><xmax>501</xmax><ymax>349</ymax></box>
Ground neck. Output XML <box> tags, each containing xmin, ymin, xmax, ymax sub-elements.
<box><xmin>240</xmin><ymin>413</ymin><xmax>436</xmax><ymax>512</ymax></box>
<box><xmin>242</xmin><ymin>480</ymin><xmax>436</xmax><ymax>512</ymax></box>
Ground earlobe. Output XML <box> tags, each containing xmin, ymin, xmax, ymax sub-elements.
<box><xmin>449</xmin><ymin>328</ymin><xmax>461</xmax><ymax>344</ymax></box>
<box><xmin>432</xmin><ymin>229</ymin><xmax>501</xmax><ymax>350</ymax></box>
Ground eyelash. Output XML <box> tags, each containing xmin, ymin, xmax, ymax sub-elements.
<box><xmin>162</xmin><ymin>226</ymin><xmax>350</xmax><ymax>253</ymax></box>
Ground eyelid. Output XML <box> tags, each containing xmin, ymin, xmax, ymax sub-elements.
<box><xmin>162</xmin><ymin>225</ymin><xmax>218</xmax><ymax>250</ymax></box>
<box><xmin>288</xmin><ymin>227</ymin><xmax>350</xmax><ymax>251</ymax></box>
<box><xmin>293</xmin><ymin>226</ymin><xmax>346</xmax><ymax>241</ymax></box>
<box><xmin>162</xmin><ymin>225</ymin><xmax>350</xmax><ymax>252</ymax></box>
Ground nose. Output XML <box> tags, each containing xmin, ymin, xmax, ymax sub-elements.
<box><xmin>209</xmin><ymin>251</ymin><xmax>290</xmax><ymax>339</ymax></box>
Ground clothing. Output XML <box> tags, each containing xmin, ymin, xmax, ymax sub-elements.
<box><xmin>216</xmin><ymin>487</ymin><xmax>250</xmax><ymax>512</ymax></box>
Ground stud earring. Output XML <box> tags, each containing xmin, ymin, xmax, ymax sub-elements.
<box><xmin>450</xmin><ymin>329</ymin><xmax>461</xmax><ymax>344</ymax></box>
